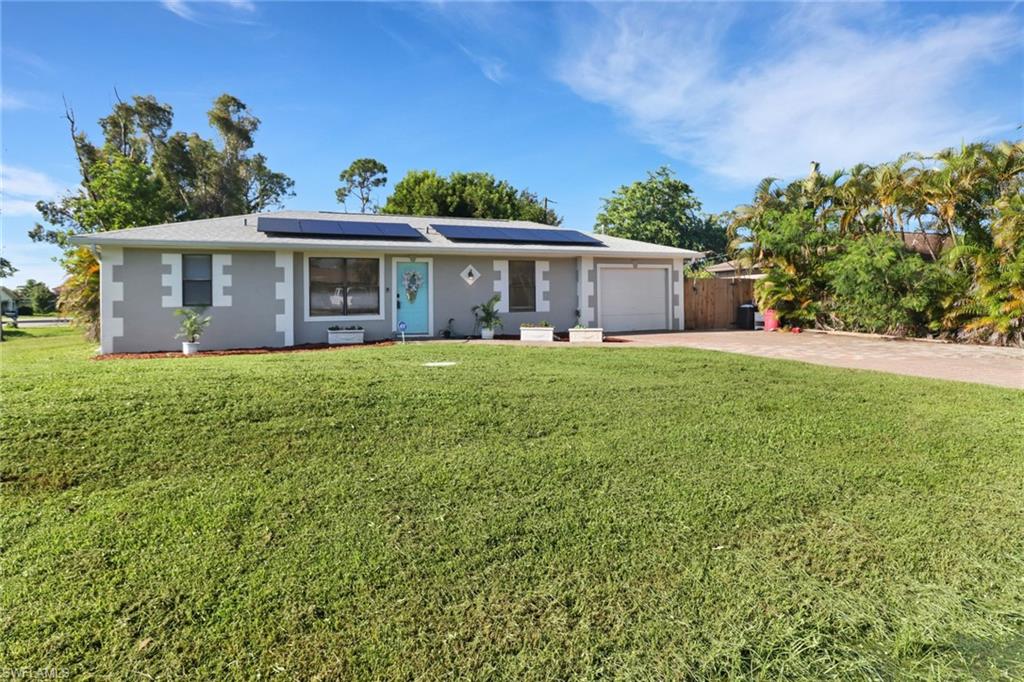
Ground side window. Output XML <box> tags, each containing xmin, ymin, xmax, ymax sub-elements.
<box><xmin>508</xmin><ymin>260</ymin><xmax>536</xmax><ymax>312</ymax></box>
<box><xmin>182</xmin><ymin>254</ymin><xmax>213</xmax><ymax>307</ymax></box>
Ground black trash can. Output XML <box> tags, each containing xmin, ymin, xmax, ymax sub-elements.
<box><xmin>737</xmin><ymin>304</ymin><xmax>756</xmax><ymax>330</ymax></box>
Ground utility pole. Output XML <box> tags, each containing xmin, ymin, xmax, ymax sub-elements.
<box><xmin>542</xmin><ymin>197</ymin><xmax>557</xmax><ymax>224</ymax></box>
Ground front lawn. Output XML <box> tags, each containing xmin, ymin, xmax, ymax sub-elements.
<box><xmin>2</xmin><ymin>328</ymin><xmax>1022</xmax><ymax>679</ymax></box>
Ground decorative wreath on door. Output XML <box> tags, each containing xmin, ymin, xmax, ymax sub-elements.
<box><xmin>402</xmin><ymin>270</ymin><xmax>424</xmax><ymax>304</ymax></box>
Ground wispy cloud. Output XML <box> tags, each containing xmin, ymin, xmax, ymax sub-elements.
<box><xmin>0</xmin><ymin>91</ymin><xmax>31</xmax><ymax>111</ymax></box>
<box><xmin>162</xmin><ymin>0</ymin><xmax>198</xmax><ymax>22</ymax></box>
<box><xmin>557</xmin><ymin>5</ymin><xmax>1021</xmax><ymax>182</ymax></box>
<box><xmin>1</xmin><ymin>166</ymin><xmax>67</xmax><ymax>217</ymax></box>
<box><xmin>459</xmin><ymin>44</ymin><xmax>507</xmax><ymax>84</ymax></box>
<box><xmin>3</xmin><ymin>47</ymin><xmax>53</xmax><ymax>74</ymax></box>
<box><xmin>162</xmin><ymin>0</ymin><xmax>258</xmax><ymax>25</ymax></box>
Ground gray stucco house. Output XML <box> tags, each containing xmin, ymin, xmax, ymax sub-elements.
<box><xmin>70</xmin><ymin>211</ymin><xmax>700</xmax><ymax>354</ymax></box>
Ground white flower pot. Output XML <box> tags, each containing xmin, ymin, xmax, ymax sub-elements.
<box><xmin>520</xmin><ymin>326</ymin><xmax>555</xmax><ymax>342</ymax></box>
<box><xmin>480</xmin><ymin>327</ymin><xmax>495</xmax><ymax>340</ymax></box>
<box><xmin>182</xmin><ymin>341</ymin><xmax>200</xmax><ymax>355</ymax></box>
<box><xmin>569</xmin><ymin>328</ymin><xmax>604</xmax><ymax>343</ymax></box>
<box><xmin>328</xmin><ymin>329</ymin><xmax>365</xmax><ymax>345</ymax></box>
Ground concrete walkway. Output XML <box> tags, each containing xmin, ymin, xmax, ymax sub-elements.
<box><xmin>610</xmin><ymin>331</ymin><xmax>1023</xmax><ymax>389</ymax></box>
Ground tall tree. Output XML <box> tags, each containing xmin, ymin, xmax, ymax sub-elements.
<box><xmin>595</xmin><ymin>166</ymin><xmax>722</xmax><ymax>251</ymax></box>
<box><xmin>0</xmin><ymin>258</ymin><xmax>15</xmax><ymax>279</ymax></box>
<box><xmin>31</xmin><ymin>93</ymin><xmax>294</xmax><ymax>338</ymax></box>
<box><xmin>336</xmin><ymin>158</ymin><xmax>388</xmax><ymax>213</ymax></box>
<box><xmin>382</xmin><ymin>170</ymin><xmax>562</xmax><ymax>225</ymax></box>
<box><xmin>16</xmin><ymin>279</ymin><xmax>57</xmax><ymax>314</ymax></box>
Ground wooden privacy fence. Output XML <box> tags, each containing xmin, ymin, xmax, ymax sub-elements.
<box><xmin>684</xmin><ymin>278</ymin><xmax>756</xmax><ymax>330</ymax></box>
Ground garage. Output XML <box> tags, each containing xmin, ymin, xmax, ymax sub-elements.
<box><xmin>597</xmin><ymin>266</ymin><xmax>670</xmax><ymax>332</ymax></box>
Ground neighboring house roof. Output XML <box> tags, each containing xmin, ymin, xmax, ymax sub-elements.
<box><xmin>705</xmin><ymin>259</ymin><xmax>763</xmax><ymax>274</ymax></box>
<box><xmin>901</xmin><ymin>232</ymin><xmax>952</xmax><ymax>260</ymax></box>
<box><xmin>67</xmin><ymin>211</ymin><xmax>702</xmax><ymax>259</ymax></box>
<box><xmin>0</xmin><ymin>286</ymin><xmax>17</xmax><ymax>301</ymax></box>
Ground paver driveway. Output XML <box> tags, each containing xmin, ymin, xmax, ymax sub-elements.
<box><xmin>611</xmin><ymin>331</ymin><xmax>1024</xmax><ymax>389</ymax></box>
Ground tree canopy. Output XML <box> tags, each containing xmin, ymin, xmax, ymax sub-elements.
<box><xmin>0</xmin><ymin>258</ymin><xmax>15</xmax><ymax>279</ymax></box>
<box><xmin>31</xmin><ymin>93</ymin><xmax>294</xmax><ymax>338</ymax></box>
<box><xmin>16</xmin><ymin>280</ymin><xmax>57</xmax><ymax>314</ymax></box>
<box><xmin>595</xmin><ymin>166</ymin><xmax>726</xmax><ymax>253</ymax></box>
<box><xmin>381</xmin><ymin>170</ymin><xmax>561</xmax><ymax>225</ymax></box>
<box><xmin>336</xmin><ymin>158</ymin><xmax>388</xmax><ymax>213</ymax></box>
<box><xmin>728</xmin><ymin>141</ymin><xmax>1024</xmax><ymax>344</ymax></box>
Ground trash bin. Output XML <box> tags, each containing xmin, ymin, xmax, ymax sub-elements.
<box><xmin>737</xmin><ymin>304</ymin><xmax>756</xmax><ymax>330</ymax></box>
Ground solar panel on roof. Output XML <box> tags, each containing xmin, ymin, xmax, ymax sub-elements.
<box><xmin>256</xmin><ymin>217</ymin><xmax>303</xmax><ymax>234</ymax></box>
<box><xmin>432</xmin><ymin>224</ymin><xmax>604</xmax><ymax>246</ymax></box>
<box><xmin>256</xmin><ymin>217</ymin><xmax>423</xmax><ymax>240</ymax></box>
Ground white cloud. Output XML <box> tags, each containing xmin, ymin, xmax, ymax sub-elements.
<box><xmin>0</xmin><ymin>92</ymin><xmax>30</xmax><ymax>111</ymax></box>
<box><xmin>162</xmin><ymin>0</ymin><xmax>257</xmax><ymax>24</ymax></box>
<box><xmin>2</xmin><ymin>166</ymin><xmax>62</xmax><ymax>199</ymax></box>
<box><xmin>557</xmin><ymin>5</ymin><xmax>1021</xmax><ymax>183</ymax></box>
<box><xmin>2</xmin><ymin>199</ymin><xmax>43</xmax><ymax>217</ymax></box>
<box><xmin>459</xmin><ymin>45</ymin><xmax>507</xmax><ymax>84</ymax></box>
<box><xmin>162</xmin><ymin>0</ymin><xmax>198</xmax><ymax>22</ymax></box>
<box><xmin>1</xmin><ymin>166</ymin><xmax>67</xmax><ymax>217</ymax></box>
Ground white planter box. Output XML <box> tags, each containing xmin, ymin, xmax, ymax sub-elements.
<box><xmin>569</xmin><ymin>328</ymin><xmax>603</xmax><ymax>343</ymax></box>
<box><xmin>328</xmin><ymin>329</ymin><xmax>365</xmax><ymax>345</ymax></box>
<box><xmin>182</xmin><ymin>341</ymin><xmax>200</xmax><ymax>355</ymax></box>
<box><xmin>480</xmin><ymin>328</ymin><xmax>496</xmax><ymax>340</ymax></box>
<box><xmin>520</xmin><ymin>326</ymin><xmax>555</xmax><ymax>342</ymax></box>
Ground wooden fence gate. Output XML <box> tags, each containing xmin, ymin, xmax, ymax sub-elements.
<box><xmin>683</xmin><ymin>278</ymin><xmax>756</xmax><ymax>330</ymax></box>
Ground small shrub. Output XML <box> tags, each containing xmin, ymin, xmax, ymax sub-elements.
<box><xmin>174</xmin><ymin>308</ymin><xmax>211</xmax><ymax>343</ymax></box>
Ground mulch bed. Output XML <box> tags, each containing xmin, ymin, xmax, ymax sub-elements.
<box><xmin>95</xmin><ymin>340</ymin><xmax>396</xmax><ymax>361</ymax></box>
<box><xmin>95</xmin><ymin>334</ymin><xmax>634</xmax><ymax>360</ymax></box>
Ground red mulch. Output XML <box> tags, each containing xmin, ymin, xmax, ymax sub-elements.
<box><xmin>95</xmin><ymin>334</ymin><xmax>633</xmax><ymax>360</ymax></box>
<box><xmin>95</xmin><ymin>340</ymin><xmax>396</xmax><ymax>361</ymax></box>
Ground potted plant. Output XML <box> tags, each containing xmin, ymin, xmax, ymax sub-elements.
<box><xmin>327</xmin><ymin>325</ymin><xmax>365</xmax><ymax>345</ymax></box>
<box><xmin>520</xmin><ymin>321</ymin><xmax>555</xmax><ymax>342</ymax></box>
<box><xmin>569</xmin><ymin>324</ymin><xmax>603</xmax><ymax>343</ymax></box>
<box><xmin>472</xmin><ymin>294</ymin><xmax>502</xmax><ymax>340</ymax></box>
<box><xmin>175</xmin><ymin>307</ymin><xmax>211</xmax><ymax>355</ymax></box>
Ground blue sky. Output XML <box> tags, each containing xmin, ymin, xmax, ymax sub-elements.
<box><xmin>2</xmin><ymin>1</ymin><xmax>1021</xmax><ymax>287</ymax></box>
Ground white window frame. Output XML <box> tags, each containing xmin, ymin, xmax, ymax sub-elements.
<box><xmin>391</xmin><ymin>256</ymin><xmax>434</xmax><ymax>336</ymax></box>
<box><xmin>595</xmin><ymin>263</ymin><xmax>672</xmax><ymax>330</ymax></box>
<box><xmin>303</xmin><ymin>252</ymin><xmax>386</xmax><ymax>322</ymax></box>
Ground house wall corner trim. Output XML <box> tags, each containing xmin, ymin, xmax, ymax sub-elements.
<box><xmin>100</xmin><ymin>247</ymin><xmax>125</xmax><ymax>354</ymax></box>
<box><xmin>274</xmin><ymin>251</ymin><xmax>294</xmax><ymax>346</ymax></box>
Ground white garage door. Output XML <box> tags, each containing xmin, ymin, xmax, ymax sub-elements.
<box><xmin>598</xmin><ymin>267</ymin><xmax>670</xmax><ymax>332</ymax></box>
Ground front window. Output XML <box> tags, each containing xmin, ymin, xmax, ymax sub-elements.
<box><xmin>309</xmin><ymin>257</ymin><xmax>380</xmax><ymax>317</ymax></box>
<box><xmin>508</xmin><ymin>260</ymin><xmax>535</xmax><ymax>312</ymax></box>
<box><xmin>182</xmin><ymin>254</ymin><xmax>212</xmax><ymax>306</ymax></box>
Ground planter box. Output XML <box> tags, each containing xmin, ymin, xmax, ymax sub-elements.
<box><xmin>520</xmin><ymin>326</ymin><xmax>555</xmax><ymax>342</ymax></box>
<box><xmin>328</xmin><ymin>329</ymin><xmax>365</xmax><ymax>345</ymax></box>
<box><xmin>569</xmin><ymin>327</ymin><xmax>603</xmax><ymax>343</ymax></box>
<box><xmin>182</xmin><ymin>341</ymin><xmax>200</xmax><ymax>356</ymax></box>
<box><xmin>480</xmin><ymin>328</ymin><xmax>496</xmax><ymax>340</ymax></box>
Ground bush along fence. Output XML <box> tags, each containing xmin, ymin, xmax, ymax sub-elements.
<box><xmin>727</xmin><ymin>140</ymin><xmax>1024</xmax><ymax>346</ymax></box>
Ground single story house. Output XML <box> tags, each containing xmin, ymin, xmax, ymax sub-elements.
<box><xmin>70</xmin><ymin>211</ymin><xmax>701</xmax><ymax>354</ymax></box>
<box><xmin>0</xmin><ymin>286</ymin><xmax>18</xmax><ymax>315</ymax></box>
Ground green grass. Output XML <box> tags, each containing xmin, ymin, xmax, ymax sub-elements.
<box><xmin>2</xmin><ymin>328</ymin><xmax>1023</xmax><ymax>679</ymax></box>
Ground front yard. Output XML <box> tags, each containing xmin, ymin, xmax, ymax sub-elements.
<box><xmin>2</xmin><ymin>328</ymin><xmax>1022</xmax><ymax>679</ymax></box>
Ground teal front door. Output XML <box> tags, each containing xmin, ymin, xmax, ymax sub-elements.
<box><xmin>396</xmin><ymin>261</ymin><xmax>430</xmax><ymax>335</ymax></box>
